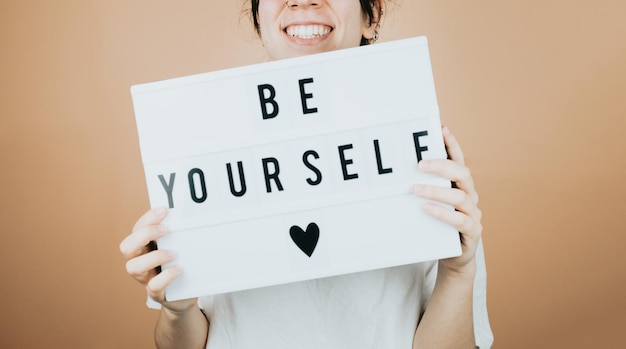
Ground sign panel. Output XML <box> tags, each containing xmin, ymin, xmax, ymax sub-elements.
<box><xmin>131</xmin><ymin>37</ymin><xmax>461</xmax><ymax>301</ymax></box>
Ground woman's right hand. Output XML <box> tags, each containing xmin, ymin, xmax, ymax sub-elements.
<box><xmin>119</xmin><ymin>207</ymin><xmax>197</xmax><ymax>312</ymax></box>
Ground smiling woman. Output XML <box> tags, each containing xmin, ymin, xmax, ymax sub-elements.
<box><xmin>119</xmin><ymin>1</ymin><xmax>493</xmax><ymax>348</ymax></box>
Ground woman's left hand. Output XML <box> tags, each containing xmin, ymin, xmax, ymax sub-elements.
<box><xmin>412</xmin><ymin>125</ymin><xmax>482</xmax><ymax>275</ymax></box>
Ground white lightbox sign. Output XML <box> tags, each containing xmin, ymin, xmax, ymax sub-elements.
<box><xmin>131</xmin><ymin>37</ymin><xmax>461</xmax><ymax>301</ymax></box>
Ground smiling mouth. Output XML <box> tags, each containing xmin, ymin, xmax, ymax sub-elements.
<box><xmin>285</xmin><ymin>25</ymin><xmax>332</xmax><ymax>39</ymax></box>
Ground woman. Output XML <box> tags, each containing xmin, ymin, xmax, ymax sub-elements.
<box><xmin>119</xmin><ymin>1</ymin><xmax>493</xmax><ymax>348</ymax></box>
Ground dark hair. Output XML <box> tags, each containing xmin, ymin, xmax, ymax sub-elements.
<box><xmin>248</xmin><ymin>0</ymin><xmax>383</xmax><ymax>46</ymax></box>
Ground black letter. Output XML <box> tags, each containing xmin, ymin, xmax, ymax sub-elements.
<box><xmin>303</xmin><ymin>150</ymin><xmax>322</xmax><ymax>186</ymax></box>
<box><xmin>412</xmin><ymin>131</ymin><xmax>429</xmax><ymax>162</ymax></box>
<box><xmin>298</xmin><ymin>78</ymin><xmax>318</xmax><ymax>115</ymax></box>
<box><xmin>258</xmin><ymin>84</ymin><xmax>279</xmax><ymax>119</ymax></box>
<box><xmin>338</xmin><ymin>144</ymin><xmax>358</xmax><ymax>180</ymax></box>
<box><xmin>158</xmin><ymin>173</ymin><xmax>176</xmax><ymax>209</ymax></box>
<box><xmin>188</xmin><ymin>168</ymin><xmax>207</xmax><ymax>203</ymax></box>
<box><xmin>226</xmin><ymin>161</ymin><xmax>247</xmax><ymax>197</ymax></box>
<box><xmin>373</xmin><ymin>140</ymin><xmax>393</xmax><ymax>174</ymax></box>
<box><xmin>262</xmin><ymin>157</ymin><xmax>284</xmax><ymax>192</ymax></box>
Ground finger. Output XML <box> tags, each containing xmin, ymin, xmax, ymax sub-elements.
<box><xmin>132</xmin><ymin>207</ymin><xmax>168</xmax><ymax>233</ymax></box>
<box><xmin>119</xmin><ymin>224</ymin><xmax>168</xmax><ymax>259</ymax></box>
<box><xmin>418</xmin><ymin>160</ymin><xmax>479</xmax><ymax>204</ymax></box>
<box><xmin>412</xmin><ymin>185</ymin><xmax>480</xmax><ymax>219</ymax></box>
<box><xmin>125</xmin><ymin>249</ymin><xmax>176</xmax><ymax>279</ymax></box>
<box><xmin>423</xmin><ymin>203</ymin><xmax>482</xmax><ymax>242</ymax></box>
<box><xmin>442</xmin><ymin>126</ymin><xmax>465</xmax><ymax>165</ymax></box>
<box><xmin>147</xmin><ymin>266</ymin><xmax>183</xmax><ymax>302</ymax></box>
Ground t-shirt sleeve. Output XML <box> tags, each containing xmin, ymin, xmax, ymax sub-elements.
<box><xmin>197</xmin><ymin>295</ymin><xmax>214</xmax><ymax>318</ymax></box>
<box><xmin>473</xmin><ymin>239</ymin><xmax>494</xmax><ymax>348</ymax></box>
<box><xmin>145</xmin><ymin>295</ymin><xmax>214</xmax><ymax>319</ymax></box>
<box><xmin>146</xmin><ymin>297</ymin><xmax>161</xmax><ymax>309</ymax></box>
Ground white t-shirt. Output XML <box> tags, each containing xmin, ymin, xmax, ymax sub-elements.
<box><xmin>198</xmin><ymin>242</ymin><xmax>493</xmax><ymax>349</ymax></box>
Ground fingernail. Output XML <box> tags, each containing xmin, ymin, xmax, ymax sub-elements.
<box><xmin>156</xmin><ymin>225</ymin><xmax>168</xmax><ymax>235</ymax></box>
<box><xmin>413</xmin><ymin>184</ymin><xmax>425</xmax><ymax>194</ymax></box>
<box><xmin>423</xmin><ymin>203</ymin><xmax>435</xmax><ymax>213</ymax></box>
<box><xmin>153</xmin><ymin>207</ymin><xmax>167</xmax><ymax>216</ymax></box>
<box><xmin>419</xmin><ymin>160</ymin><xmax>430</xmax><ymax>169</ymax></box>
<box><xmin>442</xmin><ymin>125</ymin><xmax>450</xmax><ymax>135</ymax></box>
<box><xmin>165</xmin><ymin>250</ymin><xmax>177</xmax><ymax>259</ymax></box>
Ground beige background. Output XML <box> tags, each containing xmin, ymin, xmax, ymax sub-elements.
<box><xmin>1</xmin><ymin>0</ymin><xmax>625</xmax><ymax>348</ymax></box>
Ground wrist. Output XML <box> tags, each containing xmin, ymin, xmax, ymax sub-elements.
<box><xmin>438</xmin><ymin>258</ymin><xmax>477</xmax><ymax>281</ymax></box>
<box><xmin>161</xmin><ymin>299</ymin><xmax>199</xmax><ymax>318</ymax></box>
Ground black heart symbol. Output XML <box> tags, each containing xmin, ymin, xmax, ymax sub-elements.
<box><xmin>289</xmin><ymin>222</ymin><xmax>319</xmax><ymax>257</ymax></box>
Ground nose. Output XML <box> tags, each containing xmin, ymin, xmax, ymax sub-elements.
<box><xmin>286</xmin><ymin>0</ymin><xmax>320</xmax><ymax>9</ymax></box>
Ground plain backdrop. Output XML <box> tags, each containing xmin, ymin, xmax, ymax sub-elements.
<box><xmin>1</xmin><ymin>0</ymin><xmax>625</xmax><ymax>348</ymax></box>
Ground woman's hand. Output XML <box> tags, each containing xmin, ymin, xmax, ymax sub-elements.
<box><xmin>119</xmin><ymin>208</ymin><xmax>197</xmax><ymax>312</ymax></box>
<box><xmin>412</xmin><ymin>126</ymin><xmax>482</xmax><ymax>275</ymax></box>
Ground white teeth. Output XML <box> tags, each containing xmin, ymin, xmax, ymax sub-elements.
<box><xmin>286</xmin><ymin>25</ymin><xmax>331</xmax><ymax>39</ymax></box>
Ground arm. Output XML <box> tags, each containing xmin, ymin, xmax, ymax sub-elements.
<box><xmin>413</xmin><ymin>261</ymin><xmax>476</xmax><ymax>348</ymax></box>
<box><xmin>156</xmin><ymin>302</ymin><xmax>209</xmax><ymax>349</ymax></box>
<box><xmin>412</xmin><ymin>126</ymin><xmax>483</xmax><ymax>348</ymax></box>
<box><xmin>119</xmin><ymin>208</ymin><xmax>209</xmax><ymax>349</ymax></box>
